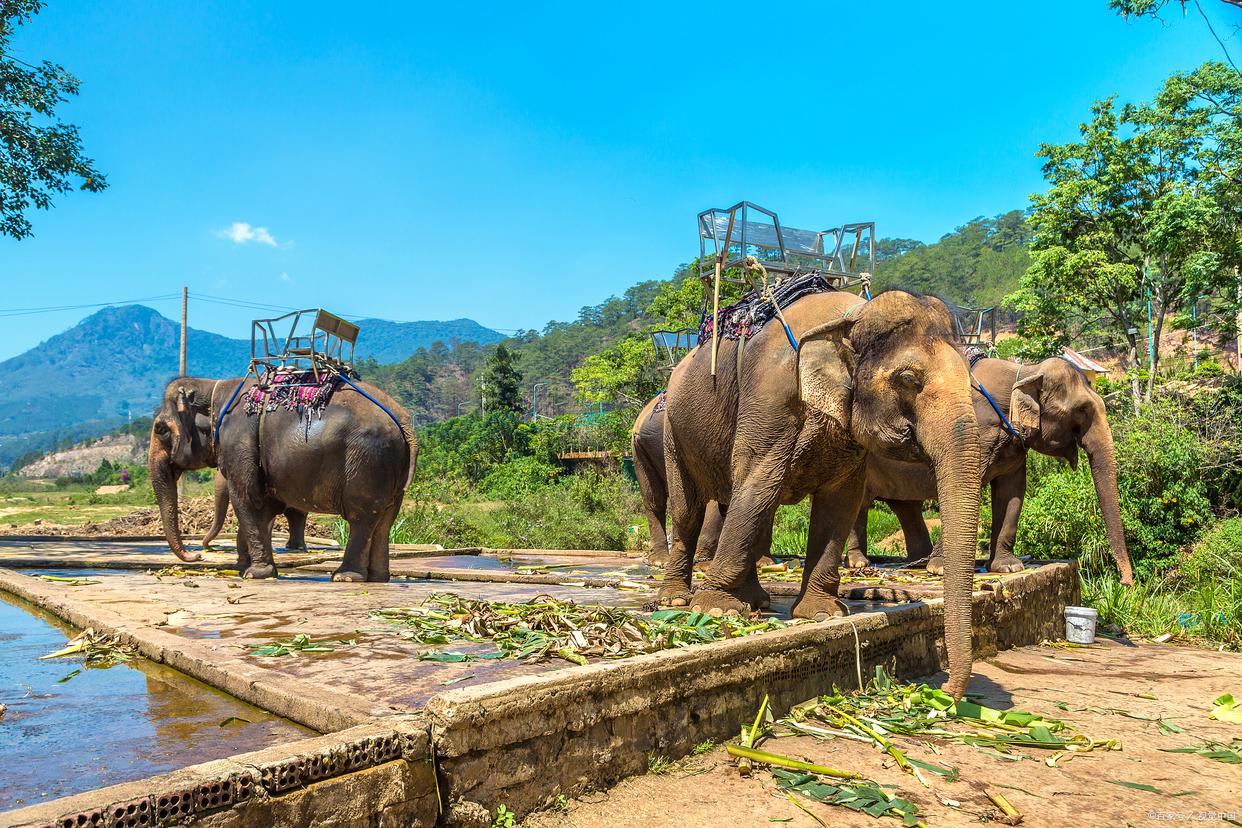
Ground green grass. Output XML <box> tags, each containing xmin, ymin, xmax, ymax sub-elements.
<box><xmin>1083</xmin><ymin>572</ymin><xmax>1241</xmax><ymax>651</ymax></box>
<box><xmin>0</xmin><ymin>480</ymin><xmax>205</xmax><ymax>528</ymax></box>
<box><xmin>646</xmin><ymin>752</ymin><xmax>674</xmax><ymax>774</ymax></box>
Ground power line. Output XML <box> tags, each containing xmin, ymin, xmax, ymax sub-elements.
<box><xmin>188</xmin><ymin>292</ymin><xmax>525</xmax><ymax>332</ymax></box>
<box><xmin>0</xmin><ymin>293</ymin><xmax>181</xmax><ymax>318</ymax></box>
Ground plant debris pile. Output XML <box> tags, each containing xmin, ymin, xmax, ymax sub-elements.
<box><xmin>248</xmin><ymin>633</ymin><xmax>356</xmax><ymax>657</ymax></box>
<box><xmin>723</xmin><ymin>667</ymin><xmax>1128</xmax><ymax>826</ymax></box>
<box><xmin>371</xmin><ymin>593</ymin><xmax>800</xmax><ymax>665</ymax></box>
<box><xmin>40</xmin><ymin>628</ymin><xmax>136</xmax><ymax>668</ymax></box>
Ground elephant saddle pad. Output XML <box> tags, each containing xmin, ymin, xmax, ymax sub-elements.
<box><xmin>699</xmin><ymin>271</ymin><xmax>833</xmax><ymax>342</ymax></box>
<box><xmin>244</xmin><ymin>370</ymin><xmax>341</xmax><ymax>416</ymax></box>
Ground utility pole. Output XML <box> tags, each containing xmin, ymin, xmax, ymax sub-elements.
<box><xmin>531</xmin><ymin>382</ymin><xmax>547</xmax><ymax>421</ymax></box>
<box><xmin>179</xmin><ymin>286</ymin><xmax>188</xmax><ymax>376</ymax></box>
<box><xmin>179</xmin><ymin>286</ymin><xmax>188</xmax><ymax>500</ymax></box>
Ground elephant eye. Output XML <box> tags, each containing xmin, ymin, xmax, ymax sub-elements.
<box><xmin>895</xmin><ymin>369</ymin><xmax>924</xmax><ymax>391</ymax></box>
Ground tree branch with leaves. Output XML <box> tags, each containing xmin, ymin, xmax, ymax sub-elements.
<box><xmin>0</xmin><ymin>0</ymin><xmax>107</xmax><ymax>239</ymax></box>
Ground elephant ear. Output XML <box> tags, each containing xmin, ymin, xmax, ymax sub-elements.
<box><xmin>796</xmin><ymin>317</ymin><xmax>856</xmax><ymax>432</ymax></box>
<box><xmin>1010</xmin><ymin>369</ymin><xmax>1043</xmax><ymax>438</ymax></box>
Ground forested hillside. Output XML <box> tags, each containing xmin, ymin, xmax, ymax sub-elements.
<box><xmin>365</xmin><ymin>212</ymin><xmax>1029</xmax><ymax>422</ymax></box>
<box><xmin>873</xmin><ymin>210</ymin><xmax>1030</xmax><ymax>312</ymax></box>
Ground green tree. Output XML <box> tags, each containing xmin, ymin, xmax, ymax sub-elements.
<box><xmin>1007</xmin><ymin>63</ymin><xmax>1241</xmax><ymax>408</ymax></box>
<box><xmin>482</xmin><ymin>343</ymin><xmax>523</xmax><ymax>414</ymax></box>
<box><xmin>1</xmin><ymin>0</ymin><xmax>107</xmax><ymax>238</ymax></box>
<box><xmin>571</xmin><ymin>333</ymin><xmax>663</xmax><ymax>408</ymax></box>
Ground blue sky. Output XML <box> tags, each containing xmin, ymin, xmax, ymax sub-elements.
<box><xmin>0</xmin><ymin>0</ymin><xmax>1234</xmax><ymax>359</ymax></box>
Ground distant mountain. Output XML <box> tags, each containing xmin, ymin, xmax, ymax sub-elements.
<box><xmin>351</xmin><ymin>317</ymin><xmax>504</xmax><ymax>363</ymax></box>
<box><xmin>0</xmin><ymin>305</ymin><xmax>502</xmax><ymax>467</ymax></box>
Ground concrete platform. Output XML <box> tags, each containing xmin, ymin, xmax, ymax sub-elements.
<box><xmin>0</xmin><ymin>539</ymin><xmax>1078</xmax><ymax>828</ymax></box>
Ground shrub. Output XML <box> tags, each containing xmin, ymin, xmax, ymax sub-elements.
<box><xmin>1016</xmin><ymin>463</ymin><xmax>1112</xmax><ymax>573</ymax></box>
<box><xmin>1176</xmin><ymin>517</ymin><xmax>1242</xmax><ymax>588</ymax></box>
<box><xmin>480</xmin><ymin>456</ymin><xmax>560</xmax><ymax>500</ymax></box>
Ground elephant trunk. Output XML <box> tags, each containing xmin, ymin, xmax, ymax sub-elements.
<box><xmin>1081</xmin><ymin>419</ymin><xmax>1134</xmax><ymax>585</ymax></box>
<box><xmin>149</xmin><ymin>431</ymin><xmax>201</xmax><ymax>563</ymax></box>
<box><xmin>201</xmin><ymin>471</ymin><xmax>230</xmax><ymax>550</ymax></box>
<box><xmin>926</xmin><ymin>405</ymin><xmax>982</xmax><ymax>701</ymax></box>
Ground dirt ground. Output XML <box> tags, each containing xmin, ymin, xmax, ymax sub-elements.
<box><xmin>527</xmin><ymin>639</ymin><xmax>1242</xmax><ymax>828</ymax></box>
<box><xmin>0</xmin><ymin>495</ymin><xmax>336</xmax><ymax>538</ymax></box>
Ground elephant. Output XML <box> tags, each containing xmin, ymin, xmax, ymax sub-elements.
<box><xmin>660</xmin><ymin>289</ymin><xmax>982</xmax><ymax>699</ymax></box>
<box><xmin>149</xmin><ymin>375</ymin><xmax>416</xmax><ymax>581</ymax></box>
<box><xmin>200</xmin><ymin>469</ymin><xmax>309</xmax><ymax>553</ymax></box>
<box><xmin>631</xmin><ymin>394</ymin><xmax>723</xmax><ymax>566</ymax></box>
<box><xmin>847</xmin><ymin>355</ymin><xmax>1135</xmax><ymax>584</ymax></box>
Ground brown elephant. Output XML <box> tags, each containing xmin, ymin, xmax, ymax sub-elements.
<box><xmin>200</xmin><ymin>469</ymin><xmax>309</xmax><ymax>553</ymax></box>
<box><xmin>631</xmin><ymin>394</ymin><xmax>723</xmax><ymax>566</ymax></box>
<box><xmin>660</xmin><ymin>289</ymin><xmax>982</xmax><ymax>699</ymax></box>
<box><xmin>150</xmin><ymin>375</ymin><xmax>415</xmax><ymax>581</ymax></box>
<box><xmin>848</xmin><ymin>355</ymin><xmax>1134</xmax><ymax>584</ymax></box>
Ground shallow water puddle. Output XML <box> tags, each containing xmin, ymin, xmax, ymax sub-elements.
<box><xmin>0</xmin><ymin>594</ymin><xmax>312</xmax><ymax>810</ymax></box>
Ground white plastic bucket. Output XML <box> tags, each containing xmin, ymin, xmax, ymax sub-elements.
<box><xmin>1064</xmin><ymin>605</ymin><xmax>1099</xmax><ymax>644</ymax></box>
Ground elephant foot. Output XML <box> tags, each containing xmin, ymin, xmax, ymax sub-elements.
<box><xmin>739</xmin><ymin>576</ymin><xmax>771</xmax><ymax>610</ymax></box>
<box><xmin>689</xmin><ymin>587</ymin><xmax>751</xmax><ymax>617</ymax></box>
<box><xmin>926</xmin><ymin>555</ymin><xmax>945</xmax><ymax>576</ymax></box>
<box><xmin>284</xmin><ymin>544</ymin><xmax>308</xmax><ymax>553</ymax></box>
<box><xmin>846</xmin><ymin>549</ymin><xmax>871</xmax><ymax>569</ymax></box>
<box><xmin>648</xmin><ymin>550</ymin><xmax>670</xmax><ymax>567</ymax></box>
<box><xmin>332</xmin><ymin>569</ymin><xmax>367</xmax><ymax>583</ymax></box>
<box><xmin>754</xmin><ymin>555</ymin><xmax>776</xmax><ymax>569</ymax></box>
<box><xmin>792</xmin><ymin>592</ymin><xmax>850</xmax><ymax>621</ymax></box>
<box><xmin>243</xmin><ymin>563</ymin><xmax>277</xmax><ymax>579</ymax></box>
<box><xmin>692</xmin><ymin>559</ymin><xmax>713</xmax><ymax>575</ymax></box>
<box><xmin>656</xmin><ymin>583</ymin><xmax>692</xmax><ymax>607</ymax></box>
<box><xmin>988</xmin><ymin>553</ymin><xmax>1025</xmax><ymax>574</ymax></box>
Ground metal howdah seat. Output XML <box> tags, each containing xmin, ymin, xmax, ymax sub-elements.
<box><xmin>950</xmin><ymin>305</ymin><xmax>997</xmax><ymax>347</ymax></box>
<box><xmin>250</xmin><ymin>308</ymin><xmax>360</xmax><ymax>385</ymax></box>
<box><xmin>697</xmin><ymin>201</ymin><xmax>875</xmax><ymax>292</ymax></box>
<box><xmin>650</xmin><ymin>329</ymin><xmax>700</xmax><ymax>374</ymax></box>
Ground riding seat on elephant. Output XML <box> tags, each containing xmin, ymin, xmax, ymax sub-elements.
<box><xmin>660</xmin><ymin>288</ymin><xmax>983</xmax><ymax>699</ymax></box>
<box><xmin>847</xmin><ymin>354</ymin><xmax>1134</xmax><ymax>584</ymax></box>
<box><xmin>149</xmin><ymin>374</ymin><xmax>416</xmax><ymax>582</ymax></box>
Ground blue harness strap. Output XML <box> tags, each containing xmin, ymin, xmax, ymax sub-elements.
<box><xmin>213</xmin><ymin>369</ymin><xmax>408</xmax><ymax>446</ymax></box>
<box><xmin>333</xmin><ymin>371</ymin><xmax>408</xmax><ymax>438</ymax></box>
<box><xmin>972</xmin><ymin>378</ymin><xmax>1022</xmax><ymax>445</ymax></box>
<box><xmin>213</xmin><ymin>376</ymin><xmax>249</xmax><ymax>448</ymax></box>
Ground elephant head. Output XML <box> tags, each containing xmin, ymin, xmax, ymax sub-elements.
<box><xmin>1010</xmin><ymin>358</ymin><xmax>1134</xmax><ymax>584</ymax></box>
<box><xmin>798</xmin><ymin>291</ymin><xmax>982</xmax><ymax>699</ymax></box>
<box><xmin>149</xmin><ymin>378</ymin><xmax>218</xmax><ymax>562</ymax></box>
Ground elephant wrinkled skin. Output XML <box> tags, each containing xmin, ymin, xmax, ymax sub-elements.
<box><xmin>661</xmin><ymin>290</ymin><xmax>982</xmax><ymax>699</ymax></box>
<box><xmin>150</xmin><ymin>376</ymin><xmax>416</xmax><ymax>582</ymax></box>
<box><xmin>848</xmin><ymin>356</ymin><xmax>1134</xmax><ymax>585</ymax></box>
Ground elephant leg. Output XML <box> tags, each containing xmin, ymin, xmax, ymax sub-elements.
<box><xmin>795</xmin><ymin>477</ymin><xmax>864</xmax><ymax>620</ymax></box>
<box><xmin>201</xmin><ymin>472</ymin><xmax>230</xmax><ymax>551</ymax></box>
<box><xmin>987</xmin><ymin>466</ymin><xmax>1026</xmax><ymax>573</ymax></box>
<box><xmin>845</xmin><ymin>495</ymin><xmax>874</xmax><ymax>569</ymax></box>
<box><xmin>658</xmin><ymin>431</ymin><xmax>704</xmax><ymax>607</ymax></box>
<box><xmin>366</xmin><ymin>502</ymin><xmax>400</xmax><ymax>583</ymax></box>
<box><xmin>690</xmin><ymin>447</ymin><xmax>791</xmax><ymax>616</ymax></box>
<box><xmin>232</xmin><ymin>484</ymin><xmax>279</xmax><ymax>580</ymax></box>
<box><xmin>283</xmin><ymin>509</ymin><xmax>308</xmax><ymax>551</ymax></box>
<box><xmin>889</xmin><ymin>500</ymin><xmax>933</xmax><ymax>567</ymax></box>
<box><xmin>693</xmin><ymin>501</ymin><xmax>725</xmax><ymax>573</ymax></box>
<box><xmin>235</xmin><ymin>532</ymin><xmax>252</xmax><ymax>573</ymax></box>
<box><xmin>333</xmin><ymin>511</ymin><xmax>380</xmax><ymax>582</ymax></box>
<box><xmin>695</xmin><ymin>501</ymin><xmax>724</xmax><ymax>563</ymax></box>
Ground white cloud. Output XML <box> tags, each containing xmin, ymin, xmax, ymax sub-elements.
<box><xmin>279</xmin><ymin>272</ymin><xmax>291</xmax><ymax>282</ymax></box>
<box><xmin>218</xmin><ymin>221</ymin><xmax>282</xmax><ymax>247</ymax></box>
